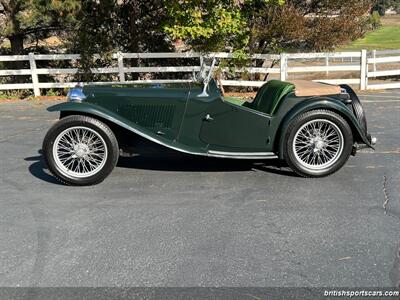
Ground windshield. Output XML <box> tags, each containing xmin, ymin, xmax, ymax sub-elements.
<box><xmin>195</xmin><ymin>57</ymin><xmax>217</xmax><ymax>97</ymax></box>
<box><xmin>195</xmin><ymin>61</ymin><xmax>208</xmax><ymax>82</ymax></box>
<box><xmin>195</xmin><ymin>57</ymin><xmax>217</xmax><ymax>83</ymax></box>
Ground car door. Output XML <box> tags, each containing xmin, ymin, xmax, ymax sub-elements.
<box><xmin>199</xmin><ymin>99</ymin><xmax>272</xmax><ymax>152</ymax></box>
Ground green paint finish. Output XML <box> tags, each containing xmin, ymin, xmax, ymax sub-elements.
<box><xmin>200</xmin><ymin>101</ymin><xmax>271</xmax><ymax>151</ymax></box>
<box><xmin>242</xmin><ymin>80</ymin><xmax>295</xmax><ymax>115</ymax></box>
<box><xmin>82</xmin><ymin>83</ymin><xmax>189</xmax><ymax>141</ymax></box>
<box><xmin>47</xmin><ymin>79</ymin><xmax>372</xmax><ymax>158</ymax></box>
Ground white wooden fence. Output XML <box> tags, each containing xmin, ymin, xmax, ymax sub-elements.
<box><xmin>0</xmin><ymin>50</ymin><xmax>400</xmax><ymax>96</ymax></box>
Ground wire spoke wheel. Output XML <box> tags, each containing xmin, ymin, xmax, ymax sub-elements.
<box><xmin>52</xmin><ymin>126</ymin><xmax>108</xmax><ymax>178</ymax></box>
<box><xmin>292</xmin><ymin>119</ymin><xmax>344</xmax><ymax>171</ymax></box>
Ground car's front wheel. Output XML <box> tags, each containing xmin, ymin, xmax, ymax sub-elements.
<box><xmin>43</xmin><ymin>115</ymin><xmax>119</xmax><ymax>185</ymax></box>
<box><xmin>283</xmin><ymin>109</ymin><xmax>353</xmax><ymax>177</ymax></box>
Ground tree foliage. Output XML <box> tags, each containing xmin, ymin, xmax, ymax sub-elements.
<box><xmin>164</xmin><ymin>0</ymin><xmax>376</xmax><ymax>53</ymax></box>
<box><xmin>296</xmin><ymin>0</ymin><xmax>376</xmax><ymax>51</ymax></box>
<box><xmin>0</xmin><ymin>0</ymin><xmax>383</xmax><ymax>79</ymax></box>
<box><xmin>373</xmin><ymin>0</ymin><xmax>400</xmax><ymax>15</ymax></box>
<box><xmin>249</xmin><ymin>3</ymin><xmax>306</xmax><ymax>53</ymax></box>
<box><xmin>0</xmin><ymin>0</ymin><xmax>381</xmax><ymax>56</ymax></box>
<box><xmin>163</xmin><ymin>0</ymin><xmax>285</xmax><ymax>52</ymax></box>
<box><xmin>73</xmin><ymin>0</ymin><xmax>170</xmax><ymax>54</ymax></box>
<box><xmin>72</xmin><ymin>0</ymin><xmax>171</xmax><ymax>81</ymax></box>
<box><xmin>0</xmin><ymin>0</ymin><xmax>80</xmax><ymax>55</ymax></box>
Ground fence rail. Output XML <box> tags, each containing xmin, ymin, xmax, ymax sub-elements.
<box><xmin>0</xmin><ymin>50</ymin><xmax>400</xmax><ymax>96</ymax></box>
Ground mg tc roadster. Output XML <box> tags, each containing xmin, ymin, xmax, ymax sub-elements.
<box><xmin>42</xmin><ymin>60</ymin><xmax>376</xmax><ymax>185</ymax></box>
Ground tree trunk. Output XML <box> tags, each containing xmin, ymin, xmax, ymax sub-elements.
<box><xmin>10</xmin><ymin>34</ymin><xmax>24</xmax><ymax>55</ymax></box>
<box><xmin>8</xmin><ymin>34</ymin><xmax>25</xmax><ymax>82</ymax></box>
<box><xmin>128</xmin><ymin>0</ymin><xmax>140</xmax><ymax>80</ymax></box>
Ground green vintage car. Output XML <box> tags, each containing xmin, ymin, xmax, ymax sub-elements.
<box><xmin>42</xmin><ymin>61</ymin><xmax>375</xmax><ymax>185</ymax></box>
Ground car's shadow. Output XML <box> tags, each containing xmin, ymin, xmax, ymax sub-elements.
<box><xmin>26</xmin><ymin>149</ymin><xmax>297</xmax><ymax>185</ymax></box>
<box><xmin>117</xmin><ymin>154</ymin><xmax>295</xmax><ymax>175</ymax></box>
<box><xmin>25</xmin><ymin>150</ymin><xmax>64</xmax><ymax>185</ymax></box>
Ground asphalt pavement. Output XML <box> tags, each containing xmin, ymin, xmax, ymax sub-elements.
<box><xmin>0</xmin><ymin>92</ymin><xmax>399</xmax><ymax>288</ymax></box>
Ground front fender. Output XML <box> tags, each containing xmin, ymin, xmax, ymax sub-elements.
<box><xmin>47</xmin><ymin>102</ymin><xmax>143</xmax><ymax>132</ymax></box>
<box><xmin>277</xmin><ymin>98</ymin><xmax>372</xmax><ymax>159</ymax></box>
<box><xmin>47</xmin><ymin>102</ymin><xmax>208</xmax><ymax>156</ymax></box>
<box><xmin>47</xmin><ymin>101</ymin><xmax>168</xmax><ymax>140</ymax></box>
<box><xmin>48</xmin><ymin>101</ymin><xmax>111</xmax><ymax>115</ymax></box>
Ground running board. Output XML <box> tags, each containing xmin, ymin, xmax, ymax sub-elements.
<box><xmin>207</xmin><ymin>150</ymin><xmax>278</xmax><ymax>159</ymax></box>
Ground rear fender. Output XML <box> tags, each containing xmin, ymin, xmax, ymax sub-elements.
<box><xmin>277</xmin><ymin>98</ymin><xmax>372</xmax><ymax>159</ymax></box>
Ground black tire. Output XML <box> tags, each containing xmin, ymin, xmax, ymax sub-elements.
<box><xmin>283</xmin><ymin>109</ymin><xmax>353</xmax><ymax>178</ymax></box>
<box><xmin>42</xmin><ymin>115</ymin><xmax>119</xmax><ymax>186</ymax></box>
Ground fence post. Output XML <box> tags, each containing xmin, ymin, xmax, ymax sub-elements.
<box><xmin>325</xmin><ymin>54</ymin><xmax>329</xmax><ymax>77</ymax></box>
<box><xmin>372</xmin><ymin>49</ymin><xmax>376</xmax><ymax>78</ymax></box>
<box><xmin>117</xmin><ymin>52</ymin><xmax>125</xmax><ymax>82</ymax></box>
<box><xmin>360</xmin><ymin>49</ymin><xmax>367</xmax><ymax>90</ymax></box>
<box><xmin>28</xmin><ymin>53</ymin><xmax>40</xmax><ymax>96</ymax></box>
<box><xmin>280</xmin><ymin>53</ymin><xmax>287</xmax><ymax>81</ymax></box>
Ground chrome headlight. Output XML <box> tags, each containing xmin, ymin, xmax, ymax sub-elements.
<box><xmin>67</xmin><ymin>87</ymin><xmax>87</xmax><ymax>102</ymax></box>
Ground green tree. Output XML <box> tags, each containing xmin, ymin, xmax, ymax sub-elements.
<box><xmin>0</xmin><ymin>0</ymin><xmax>80</xmax><ymax>55</ymax></box>
<box><xmin>295</xmin><ymin>0</ymin><xmax>375</xmax><ymax>51</ymax></box>
<box><xmin>249</xmin><ymin>3</ymin><xmax>306</xmax><ymax>53</ymax></box>
<box><xmin>163</xmin><ymin>0</ymin><xmax>374</xmax><ymax>53</ymax></box>
<box><xmin>373</xmin><ymin>0</ymin><xmax>389</xmax><ymax>15</ymax></box>
<box><xmin>373</xmin><ymin>0</ymin><xmax>400</xmax><ymax>14</ymax></box>
<box><xmin>73</xmin><ymin>0</ymin><xmax>171</xmax><ymax>82</ymax></box>
<box><xmin>163</xmin><ymin>0</ymin><xmax>284</xmax><ymax>52</ymax></box>
<box><xmin>252</xmin><ymin>0</ymin><xmax>376</xmax><ymax>52</ymax></box>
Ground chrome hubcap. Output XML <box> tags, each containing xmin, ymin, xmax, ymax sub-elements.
<box><xmin>293</xmin><ymin>119</ymin><xmax>344</xmax><ymax>171</ymax></box>
<box><xmin>73</xmin><ymin>143</ymin><xmax>90</xmax><ymax>158</ymax></box>
<box><xmin>52</xmin><ymin>126</ymin><xmax>108</xmax><ymax>178</ymax></box>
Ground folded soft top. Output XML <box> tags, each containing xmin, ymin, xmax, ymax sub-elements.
<box><xmin>290</xmin><ymin>80</ymin><xmax>341</xmax><ymax>97</ymax></box>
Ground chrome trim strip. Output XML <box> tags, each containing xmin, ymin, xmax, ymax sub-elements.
<box><xmin>207</xmin><ymin>150</ymin><xmax>278</xmax><ymax>159</ymax></box>
<box><xmin>208</xmin><ymin>150</ymin><xmax>276</xmax><ymax>156</ymax></box>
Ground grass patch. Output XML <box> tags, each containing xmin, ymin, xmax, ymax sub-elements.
<box><xmin>223</xmin><ymin>96</ymin><xmax>246</xmax><ymax>106</ymax></box>
<box><xmin>338</xmin><ymin>15</ymin><xmax>400</xmax><ymax>51</ymax></box>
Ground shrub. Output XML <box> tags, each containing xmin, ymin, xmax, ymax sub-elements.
<box><xmin>368</xmin><ymin>11</ymin><xmax>382</xmax><ymax>30</ymax></box>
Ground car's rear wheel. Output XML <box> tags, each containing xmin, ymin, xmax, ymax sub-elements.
<box><xmin>283</xmin><ymin>110</ymin><xmax>353</xmax><ymax>177</ymax></box>
<box><xmin>43</xmin><ymin>115</ymin><xmax>119</xmax><ymax>185</ymax></box>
